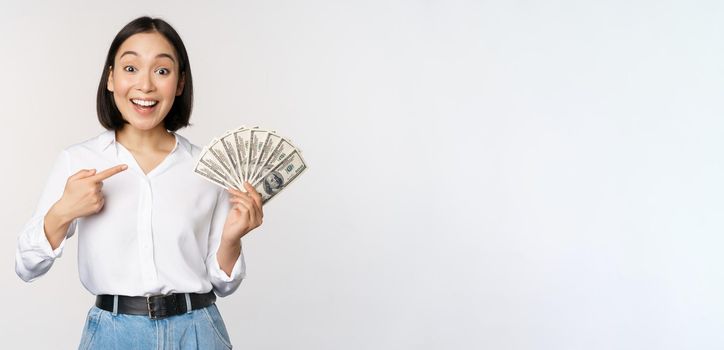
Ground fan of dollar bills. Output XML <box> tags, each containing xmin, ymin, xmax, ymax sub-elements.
<box><xmin>193</xmin><ymin>126</ymin><xmax>307</xmax><ymax>204</ymax></box>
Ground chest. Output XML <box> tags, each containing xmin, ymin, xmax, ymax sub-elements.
<box><xmin>129</xmin><ymin>150</ymin><xmax>171</xmax><ymax>175</ymax></box>
<box><xmin>76</xmin><ymin>166</ymin><xmax>220</xmax><ymax>250</ymax></box>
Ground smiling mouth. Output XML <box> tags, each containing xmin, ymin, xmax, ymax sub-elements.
<box><xmin>131</xmin><ymin>99</ymin><xmax>159</xmax><ymax>114</ymax></box>
<box><xmin>131</xmin><ymin>99</ymin><xmax>158</xmax><ymax>107</ymax></box>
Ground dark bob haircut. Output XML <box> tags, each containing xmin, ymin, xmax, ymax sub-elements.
<box><xmin>96</xmin><ymin>16</ymin><xmax>193</xmax><ymax>131</ymax></box>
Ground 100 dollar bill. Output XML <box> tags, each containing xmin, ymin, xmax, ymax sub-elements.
<box><xmin>252</xmin><ymin>150</ymin><xmax>307</xmax><ymax>204</ymax></box>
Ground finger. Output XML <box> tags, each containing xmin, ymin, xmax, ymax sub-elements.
<box><xmin>232</xmin><ymin>200</ymin><xmax>253</xmax><ymax>218</ymax></box>
<box><xmin>243</xmin><ymin>181</ymin><xmax>257</xmax><ymax>195</ymax></box>
<box><xmin>229</xmin><ymin>196</ymin><xmax>254</xmax><ymax>210</ymax></box>
<box><xmin>234</xmin><ymin>203</ymin><xmax>251</xmax><ymax>222</ymax></box>
<box><xmin>247</xmin><ymin>204</ymin><xmax>259</xmax><ymax>227</ymax></box>
<box><xmin>91</xmin><ymin>164</ymin><xmax>128</xmax><ymax>182</ymax></box>
<box><xmin>232</xmin><ymin>197</ymin><xmax>261</xmax><ymax>228</ymax></box>
<box><xmin>227</xmin><ymin>186</ymin><xmax>248</xmax><ymax>197</ymax></box>
<box><xmin>69</xmin><ymin>169</ymin><xmax>96</xmax><ymax>180</ymax></box>
<box><xmin>250</xmin><ymin>199</ymin><xmax>262</xmax><ymax>224</ymax></box>
<box><xmin>243</xmin><ymin>187</ymin><xmax>262</xmax><ymax>221</ymax></box>
<box><xmin>95</xmin><ymin>197</ymin><xmax>105</xmax><ymax>213</ymax></box>
<box><xmin>245</xmin><ymin>182</ymin><xmax>263</xmax><ymax>212</ymax></box>
<box><xmin>227</xmin><ymin>184</ymin><xmax>244</xmax><ymax>192</ymax></box>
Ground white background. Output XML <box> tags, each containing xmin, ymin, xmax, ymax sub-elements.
<box><xmin>1</xmin><ymin>0</ymin><xmax>723</xmax><ymax>349</ymax></box>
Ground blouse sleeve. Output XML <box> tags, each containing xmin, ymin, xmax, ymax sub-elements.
<box><xmin>205</xmin><ymin>188</ymin><xmax>246</xmax><ymax>297</ymax></box>
<box><xmin>15</xmin><ymin>150</ymin><xmax>77</xmax><ymax>282</ymax></box>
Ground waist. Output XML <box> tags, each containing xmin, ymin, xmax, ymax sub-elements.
<box><xmin>95</xmin><ymin>291</ymin><xmax>216</xmax><ymax>320</ymax></box>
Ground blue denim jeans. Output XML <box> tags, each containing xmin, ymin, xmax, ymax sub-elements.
<box><xmin>78</xmin><ymin>303</ymin><xmax>233</xmax><ymax>349</ymax></box>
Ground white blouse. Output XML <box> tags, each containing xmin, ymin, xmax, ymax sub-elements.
<box><xmin>15</xmin><ymin>130</ymin><xmax>245</xmax><ymax>297</ymax></box>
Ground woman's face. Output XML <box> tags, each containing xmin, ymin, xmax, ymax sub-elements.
<box><xmin>107</xmin><ymin>32</ymin><xmax>184</xmax><ymax>132</ymax></box>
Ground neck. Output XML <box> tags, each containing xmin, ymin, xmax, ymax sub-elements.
<box><xmin>116</xmin><ymin>124</ymin><xmax>175</xmax><ymax>153</ymax></box>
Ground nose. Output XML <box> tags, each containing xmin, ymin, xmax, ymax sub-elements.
<box><xmin>136</xmin><ymin>70</ymin><xmax>155</xmax><ymax>93</ymax></box>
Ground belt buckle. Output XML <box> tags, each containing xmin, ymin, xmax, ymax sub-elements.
<box><xmin>146</xmin><ymin>294</ymin><xmax>172</xmax><ymax>320</ymax></box>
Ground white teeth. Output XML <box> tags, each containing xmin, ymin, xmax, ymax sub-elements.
<box><xmin>132</xmin><ymin>99</ymin><xmax>158</xmax><ymax>107</ymax></box>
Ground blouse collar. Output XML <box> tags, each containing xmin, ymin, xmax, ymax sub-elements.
<box><xmin>95</xmin><ymin>129</ymin><xmax>193</xmax><ymax>157</ymax></box>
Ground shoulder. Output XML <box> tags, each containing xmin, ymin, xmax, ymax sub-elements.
<box><xmin>60</xmin><ymin>129</ymin><xmax>114</xmax><ymax>155</ymax></box>
<box><xmin>173</xmin><ymin>132</ymin><xmax>203</xmax><ymax>160</ymax></box>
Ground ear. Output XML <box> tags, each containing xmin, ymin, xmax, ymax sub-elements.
<box><xmin>106</xmin><ymin>66</ymin><xmax>114</xmax><ymax>92</ymax></box>
<box><xmin>176</xmin><ymin>72</ymin><xmax>185</xmax><ymax>96</ymax></box>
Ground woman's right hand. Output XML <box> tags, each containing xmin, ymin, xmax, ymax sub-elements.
<box><xmin>52</xmin><ymin>164</ymin><xmax>128</xmax><ymax>221</ymax></box>
<box><xmin>42</xmin><ymin>164</ymin><xmax>127</xmax><ymax>250</ymax></box>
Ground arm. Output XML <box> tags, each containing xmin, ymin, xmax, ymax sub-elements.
<box><xmin>205</xmin><ymin>182</ymin><xmax>264</xmax><ymax>297</ymax></box>
<box><xmin>44</xmin><ymin>202</ymin><xmax>75</xmax><ymax>251</ymax></box>
<box><xmin>206</xmin><ymin>181</ymin><xmax>265</xmax><ymax>296</ymax></box>
<box><xmin>216</xmin><ymin>234</ymin><xmax>242</xmax><ymax>277</ymax></box>
<box><xmin>205</xmin><ymin>189</ymin><xmax>246</xmax><ymax>297</ymax></box>
<box><xmin>15</xmin><ymin>151</ymin><xmax>127</xmax><ymax>282</ymax></box>
<box><xmin>15</xmin><ymin>151</ymin><xmax>77</xmax><ymax>282</ymax></box>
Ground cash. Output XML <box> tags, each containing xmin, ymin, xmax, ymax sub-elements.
<box><xmin>194</xmin><ymin>126</ymin><xmax>307</xmax><ymax>204</ymax></box>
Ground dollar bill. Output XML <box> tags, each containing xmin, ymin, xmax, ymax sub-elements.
<box><xmin>239</xmin><ymin>127</ymin><xmax>256</xmax><ymax>182</ymax></box>
<box><xmin>194</xmin><ymin>161</ymin><xmax>231</xmax><ymax>188</ymax></box>
<box><xmin>252</xmin><ymin>138</ymin><xmax>295</xmax><ymax>185</ymax></box>
<box><xmin>194</xmin><ymin>126</ymin><xmax>306</xmax><ymax>204</ymax></box>
<box><xmin>253</xmin><ymin>150</ymin><xmax>307</xmax><ymax>203</ymax></box>
<box><xmin>198</xmin><ymin>142</ymin><xmax>243</xmax><ymax>190</ymax></box>
<box><xmin>247</xmin><ymin>129</ymin><xmax>267</xmax><ymax>182</ymax></box>
<box><xmin>249</xmin><ymin>132</ymin><xmax>281</xmax><ymax>183</ymax></box>
<box><xmin>207</xmin><ymin>139</ymin><xmax>242</xmax><ymax>187</ymax></box>
<box><xmin>231</xmin><ymin>128</ymin><xmax>250</xmax><ymax>181</ymax></box>
<box><xmin>219</xmin><ymin>132</ymin><xmax>243</xmax><ymax>182</ymax></box>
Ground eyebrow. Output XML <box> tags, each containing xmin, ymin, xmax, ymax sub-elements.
<box><xmin>119</xmin><ymin>51</ymin><xmax>176</xmax><ymax>63</ymax></box>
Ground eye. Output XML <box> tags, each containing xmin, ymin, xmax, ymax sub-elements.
<box><xmin>123</xmin><ymin>66</ymin><xmax>136</xmax><ymax>72</ymax></box>
<box><xmin>156</xmin><ymin>68</ymin><xmax>170</xmax><ymax>75</ymax></box>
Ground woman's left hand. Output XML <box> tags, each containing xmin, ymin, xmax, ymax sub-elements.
<box><xmin>222</xmin><ymin>182</ymin><xmax>264</xmax><ymax>241</ymax></box>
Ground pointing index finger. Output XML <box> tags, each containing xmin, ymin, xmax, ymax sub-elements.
<box><xmin>91</xmin><ymin>164</ymin><xmax>128</xmax><ymax>181</ymax></box>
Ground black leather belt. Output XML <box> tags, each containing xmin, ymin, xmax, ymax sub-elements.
<box><xmin>95</xmin><ymin>291</ymin><xmax>216</xmax><ymax>320</ymax></box>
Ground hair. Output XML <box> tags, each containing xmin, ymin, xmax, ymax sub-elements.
<box><xmin>96</xmin><ymin>16</ymin><xmax>193</xmax><ymax>131</ymax></box>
